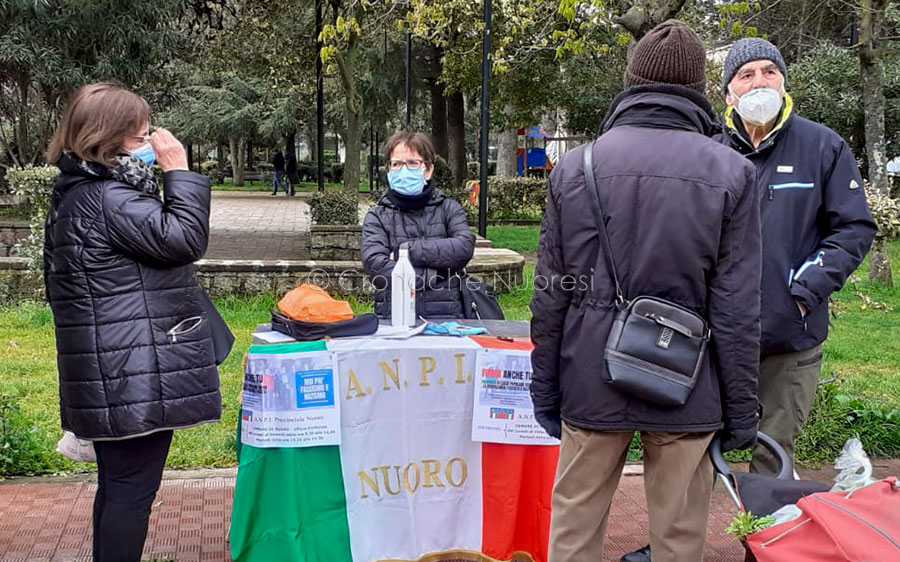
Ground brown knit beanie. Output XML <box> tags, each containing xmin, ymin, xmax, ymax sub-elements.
<box><xmin>624</xmin><ymin>20</ymin><xmax>707</xmax><ymax>93</ymax></box>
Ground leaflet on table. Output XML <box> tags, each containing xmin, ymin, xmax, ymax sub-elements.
<box><xmin>241</xmin><ymin>350</ymin><xmax>341</xmax><ymax>448</ymax></box>
<box><xmin>471</xmin><ymin>349</ymin><xmax>559</xmax><ymax>445</ymax></box>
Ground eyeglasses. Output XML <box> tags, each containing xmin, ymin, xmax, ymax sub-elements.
<box><xmin>389</xmin><ymin>159</ymin><xmax>427</xmax><ymax>171</ymax></box>
<box><xmin>129</xmin><ymin>126</ymin><xmax>156</xmax><ymax>144</ymax></box>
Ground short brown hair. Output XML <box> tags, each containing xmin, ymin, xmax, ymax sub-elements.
<box><xmin>383</xmin><ymin>132</ymin><xmax>436</xmax><ymax>164</ymax></box>
<box><xmin>47</xmin><ymin>83</ymin><xmax>151</xmax><ymax>166</ymax></box>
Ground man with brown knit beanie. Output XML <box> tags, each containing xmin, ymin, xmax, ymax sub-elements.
<box><xmin>530</xmin><ymin>20</ymin><xmax>760</xmax><ymax>562</ymax></box>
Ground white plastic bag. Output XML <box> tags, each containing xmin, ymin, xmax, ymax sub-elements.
<box><xmin>56</xmin><ymin>431</ymin><xmax>97</xmax><ymax>463</ymax></box>
<box><xmin>831</xmin><ymin>437</ymin><xmax>876</xmax><ymax>492</ymax></box>
<box><xmin>770</xmin><ymin>503</ymin><xmax>803</xmax><ymax>525</ymax></box>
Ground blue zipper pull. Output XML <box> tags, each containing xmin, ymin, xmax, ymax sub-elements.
<box><xmin>768</xmin><ymin>186</ymin><xmax>774</xmax><ymax>200</ymax></box>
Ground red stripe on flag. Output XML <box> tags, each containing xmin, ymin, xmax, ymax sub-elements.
<box><xmin>481</xmin><ymin>442</ymin><xmax>559</xmax><ymax>562</ymax></box>
<box><xmin>470</xmin><ymin>336</ymin><xmax>534</xmax><ymax>351</ymax></box>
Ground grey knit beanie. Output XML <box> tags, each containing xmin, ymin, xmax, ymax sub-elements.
<box><xmin>722</xmin><ymin>38</ymin><xmax>787</xmax><ymax>92</ymax></box>
<box><xmin>624</xmin><ymin>20</ymin><xmax>707</xmax><ymax>93</ymax></box>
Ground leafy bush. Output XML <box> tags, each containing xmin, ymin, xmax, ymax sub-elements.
<box><xmin>208</xmin><ymin>168</ymin><xmax>225</xmax><ymax>185</ymax></box>
<box><xmin>441</xmin><ymin>173</ymin><xmax>546</xmax><ymax>222</ymax></box>
<box><xmin>200</xmin><ymin>159</ymin><xmax>218</xmax><ymax>174</ymax></box>
<box><xmin>6</xmin><ymin>166</ymin><xmax>59</xmax><ymax>280</ymax></box>
<box><xmin>325</xmin><ymin>163</ymin><xmax>344</xmax><ymax>184</ymax></box>
<box><xmin>796</xmin><ymin>379</ymin><xmax>900</xmax><ymax>462</ymax></box>
<box><xmin>487</xmin><ymin>176</ymin><xmax>547</xmax><ymax>219</ymax></box>
<box><xmin>725</xmin><ymin>512</ymin><xmax>775</xmax><ymax>541</ymax></box>
<box><xmin>467</xmin><ymin>160</ymin><xmax>497</xmax><ymax>179</ymax></box>
<box><xmin>6</xmin><ymin>165</ymin><xmax>57</xmax><ymax>213</ymax></box>
<box><xmin>865</xmin><ymin>183</ymin><xmax>900</xmax><ymax>243</ymax></box>
<box><xmin>308</xmin><ymin>190</ymin><xmax>359</xmax><ymax>225</ymax></box>
<box><xmin>200</xmin><ymin>160</ymin><xmax>225</xmax><ymax>185</ymax></box>
<box><xmin>789</xmin><ymin>41</ymin><xmax>900</xmax><ymax>159</ymax></box>
<box><xmin>0</xmin><ymin>395</ymin><xmax>49</xmax><ymax>477</ymax></box>
<box><xmin>297</xmin><ymin>161</ymin><xmax>318</xmax><ymax>182</ymax></box>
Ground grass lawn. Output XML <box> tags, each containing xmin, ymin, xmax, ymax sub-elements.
<box><xmin>212</xmin><ymin>179</ymin><xmax>371</xmax><ymax>192</ymax></box>
<box><xmin>0</xmin><ymin>225</ymin><xmax>896</xmax><ymax>475</ymax></box>
<box><xmin>485</xmin><ymin>225</ymin><xmax>541</xmax><ymax>256</ymax></box>
<box><xmin>0</xmin><ymin>206</ymin><xmax>31</xmax><ymax>220</ymax></box>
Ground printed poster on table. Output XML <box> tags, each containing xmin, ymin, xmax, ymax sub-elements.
<box><xmin>241</xmin><ymin>349</ymin><xmax>341</xmax><ymax>448</ymax></box>
<box><xmin>471</xmin><ymin>348</ymin><xmax>558</xmax><ymax>445</ymax></box>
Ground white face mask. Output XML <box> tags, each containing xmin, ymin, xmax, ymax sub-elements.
<box><xmin>729</xmin><ymin>80</ymin><xmax>784</xmax><ymax>126</ymax></box>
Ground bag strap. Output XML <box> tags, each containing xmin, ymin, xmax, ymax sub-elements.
<box><xmin>582</xmin><ymin>142</ymin><xmax>626</xmax><ymax>306</ymax></box>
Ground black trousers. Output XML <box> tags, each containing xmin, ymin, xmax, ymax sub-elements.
<box><xmin>92</xmin><ymin>430</ymin><xmax>173</xmax><ymax>562</ymax></box>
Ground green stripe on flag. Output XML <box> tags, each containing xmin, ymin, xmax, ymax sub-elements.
<box><xmin>248</xmin><ymin>340</ymin><xmax>328</xmax><ymax>354</ymax></box>
<box><xmin>229</xmin><ymin>445</ymin><xmax>352</xmax><ymax>561</ymax></box>
<box><xmin>231</xmin><ymin>339</ymin><xmax>351</xmax><ymax>561</ymax></box>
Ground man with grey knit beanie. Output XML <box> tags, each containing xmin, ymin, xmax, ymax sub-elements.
<box><xmin>532</xmin><ymin>20</ymin><xmax>761</xmax><ymax>562</ymax></box>
<box><xmin>715</xmin><ymin>39</ymin><xmax>875</xmax><ymax>479</ymax></box>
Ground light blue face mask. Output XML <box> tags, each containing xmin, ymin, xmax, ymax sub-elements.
<box><xmin>130</xmin><ymin>142</ymin><xmax>156</xmax><ymax>168</ymax></box>
<box><xmin>388</xmin><ymin>166</ymin><xmax>426</xmax><ymax>196</ymax></box>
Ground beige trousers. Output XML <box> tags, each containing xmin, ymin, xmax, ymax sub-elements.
<box><xmin>548</xmin><ymin>423</ymin><xmax>714</xmax><ymax>562</ymax></box>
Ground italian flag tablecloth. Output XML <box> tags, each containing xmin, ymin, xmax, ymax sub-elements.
<box><xmin>229</xmin><ymin>336</ymin><xmax>559</xmax><ymax>562</ymax></box>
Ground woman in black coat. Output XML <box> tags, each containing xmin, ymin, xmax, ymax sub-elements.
<box><xmin>43</xmin><ymin>83</ymin><xmax>228</xmax><ymax>561</ymax></box>
<box><xmin>361</xmin><ymin>132</ymin><xmax>476</xmax><ymax>319</ymax></box>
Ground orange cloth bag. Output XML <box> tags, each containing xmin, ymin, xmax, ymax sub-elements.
<box><xmin>277</xmin><ymin>284</ymin><xmax>354</xmax><ymax>323</ymax></box>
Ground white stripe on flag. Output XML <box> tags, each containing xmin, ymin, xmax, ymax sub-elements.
<box><xmin>334</xmin><ymin>343</ymin><xmax>484</xmax><ymax>561</ymax></box>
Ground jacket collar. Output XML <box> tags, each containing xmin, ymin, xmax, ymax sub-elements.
<box><xmin>379</xmin><ymin>181</ymin><xmax>445</xmax><ymax>211</ymax></box>
<box><xmin>599</xmin><ymin>84</ymin><xmax>720</xmax><ymax>138</ymax></box>
<box><xmin>723</xmin><ymin>94</ymin><xmax>795</xmax><ymax>156</ymax></box>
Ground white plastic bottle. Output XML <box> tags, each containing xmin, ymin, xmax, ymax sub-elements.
<box><xmin>391</xmin><ymin>243</ymin><xmax>417</xmax><ymax>327</ymax></box>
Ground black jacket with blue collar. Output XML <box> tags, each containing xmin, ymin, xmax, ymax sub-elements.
<box><xmin>715</xmin><ymin>96</ymin><xmax>876</xmax><ymax>356</ymax></box>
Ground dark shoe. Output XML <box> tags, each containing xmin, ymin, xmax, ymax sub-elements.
<box><xmin>621</xmin><ymin>545</ymin><xmax>651</xmax><ymax>562</ymax></box>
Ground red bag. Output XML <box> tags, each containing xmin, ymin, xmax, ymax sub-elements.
<box><xmin>746</xmin><ymin>477</ymin><xmax>900</xmax><ymax>562</ymax></box>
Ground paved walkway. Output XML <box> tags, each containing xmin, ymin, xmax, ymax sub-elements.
<box><xmin>206</xmin><ymin>191</ymin><xmax>371</xmax><ymax>261</ymax></box>
<box><xmin>0</xmin><ymin>468</ymin><xmax>749</xmax><ymax>562</ymax></box>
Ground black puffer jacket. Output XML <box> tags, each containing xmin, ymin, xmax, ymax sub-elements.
<box><xmin>361</xmin><ymin>185</ymin><xmax>476</xmax><ymax>319</ymax></box>
<box><xmin>43</xmin><ymin>158</ymin><xmax>221</xmax><ymax>440</ymax></box>
<box><xmin>530</xmin><ymin>85</ymin><xmax>762</xmax><ymax>433</ymax></box>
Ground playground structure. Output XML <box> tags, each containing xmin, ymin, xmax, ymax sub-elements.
<box><xmin>517</xmin><ymin>126</ymin><xmax>589</xmax><ymax>177</ymax></box>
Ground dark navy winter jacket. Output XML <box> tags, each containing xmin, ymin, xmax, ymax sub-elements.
<box><xmin>531</xmin><ymin>85</ymin><xmax>761</xmax><ymax>433</ymax></box>
<box><xmin>716</xmin><ymin>96</ymin><xmax>877</xmax><ymax>356</ymax></box>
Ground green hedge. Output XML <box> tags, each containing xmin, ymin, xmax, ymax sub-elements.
<box><xmin>308</xmin><ymin>190</ymin><xmax>359</xmax><ymax>225</ymax></box>
<box><xmin>441</xmin><ymin>174</ymin><xmax>546</xmax><ymax>222</ymax></box>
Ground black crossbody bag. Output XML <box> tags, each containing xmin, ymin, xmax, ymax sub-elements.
<box><xmin>582</xmin><ymin>142</ymin><xmax>710</xmax><ymax>408</ymax></box>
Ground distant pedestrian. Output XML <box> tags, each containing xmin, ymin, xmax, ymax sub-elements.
<box><xmin>285</xmin><ymin>151</ymin><xmax>298</xmax><ymax>196</ymax></box>
<box><xmin>271</xmin><ymin>148</ymin><xmax>288</xmax><ymax>196</ymax></box>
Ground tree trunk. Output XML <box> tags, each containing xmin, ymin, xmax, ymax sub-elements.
<box><xmin>447</xmin><ymin>91</ymin><xmax>467</xmax><ymax>186</ymax></box>
<box><xmin>308</xmin><ymin>125</ymin><xmax>318</xmax><ymax>165</ymax></box>
<box><xmin>859</xmin><ymin>0</ymin><xmax>893</xmax><ymax>285</ymax></box>
<box><xmin>229</xmin><ymin>136</ymin><xmax>246</xmax><ymax>186</ymax></box>
<box><xmin>430</xmin><ymin>46</ymin><xmax>449</xmax><ymax>160</ymax></box>
<box><xmin>334</xmin><ymin>28</ymin><xmax>363</xmax><ymax>191</ymax></box>
<box><xmin>496</xmin><ymin>106</ymin><xmax>518</xmax><ymax>177</ymax></box>
<box><xmin>14</xmin><ymin>72</ymin><xmax>29</xmax><ymax>167</ymax></box>
<box><xmin>187</xmin><ymin>143</ymin><xmax>194</xmax><ymax>171</ymax></box>
<box><xmin>216</xmin><ymin>142</ymin><xmax>226</xmax><ymax>171</ymax></box>
<box><xmin>616</xmin><ymin>0</ymin><xmax>689</xmax><ymax>39</ymax></box>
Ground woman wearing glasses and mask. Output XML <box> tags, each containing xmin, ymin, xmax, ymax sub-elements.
<box><xmin>43</xmin><ymin>83</ymin><xmax>228</xmax><ymax>561</ymax></box>
<box><xmin>362</xmin><ymin>131</ymin><xmax>475</xmax><ymax>319</ymax></box>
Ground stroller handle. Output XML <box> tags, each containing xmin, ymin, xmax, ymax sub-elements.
<box><xmin>709</xmin><ymin>431</ymin><xmax>793</xmax><ymax>481</ymax></box>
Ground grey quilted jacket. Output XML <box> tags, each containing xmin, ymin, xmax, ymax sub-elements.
<box><xmin>43</xmin><ymin>156</ymin><xmax>221</xmax><ymax>440</ymax></box>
